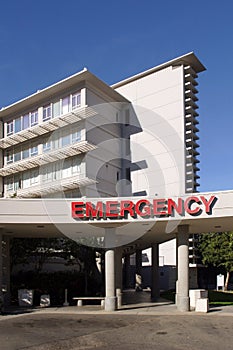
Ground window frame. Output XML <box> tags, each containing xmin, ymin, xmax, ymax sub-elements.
<box><xmin>43</xmin><ymin>104</ymin><xmax>52</xmax><ymax>121</ymax></box>
<box><xmin>71</xmin><ymin>91</ymin><xmax>81</xmax><ymax>110</ymax></box>
<box><xmin>6</xmin><ymin>121</ymin><xmax>14</xmax><ymax>136</ymax></box>
<box><xmin>30</xmin><ymin>110</ymin><xmax>38</xmax><ymax>126</ymax></box>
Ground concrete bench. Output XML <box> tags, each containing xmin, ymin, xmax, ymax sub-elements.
<box><xmin>73</xmin><ymin>297</ymin><xmax>105</xmax><ymax>308</ymax></box>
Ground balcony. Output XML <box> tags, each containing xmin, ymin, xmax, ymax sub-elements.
<box><xmin>0</xmin><ymin>105</ymin><xmax>97</xmax><ymax>149</ymax></box>
<box><xmin>0</xmin><ymin>140</ymin><xmax>97</xmax><ymax>176</ymax></box>
<box><xmin>15</xmin><ymin>174</ymin><xmax>97</xmax><ymax>198</ymax></box>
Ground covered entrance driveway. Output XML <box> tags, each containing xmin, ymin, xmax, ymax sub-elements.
<box><xmin>0</xmin><ymin>190</ymin><xmax>233</xmax><ymax>312</ymax></box>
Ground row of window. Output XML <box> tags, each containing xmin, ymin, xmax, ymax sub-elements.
<box><xmin>6</xmin><ymin>91</ymin><xmax>81</xmax><ymax>136</ymax></box>
<box><xmin>5</xmin><ymin>128</ymin><xmax>82</xmax><ymax>165</ymax></box>
<box><xmin>5</xmin><ymin>157</ymin><xmax>82</xmax><ymax>192</ymax></box>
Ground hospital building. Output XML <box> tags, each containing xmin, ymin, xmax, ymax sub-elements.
<box><xmin>0</xmin><ymin>52</ymin><xmax>232</xmax><ymax>312</ymax></box>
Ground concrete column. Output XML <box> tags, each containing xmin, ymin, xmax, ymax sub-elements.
<box><xmin>124</xmin><ymin>254</ymin><xmax>131</xmax><ymax>288</ymax></box>
<box><xmin>104</xmin><ymin>228</ymin><xmax>117</xmax><ymax>311</ymax></box>
<box><xmin>151</xmin><ymin>243</ymin><xmax>160</xmax><ymax>301</ymax></box>
<box><xmin>135</xmin><ymin>249</ymin><xmax>142</xmax><ymax>291</ymax></box>
<box><xmin>115</xmin><ymin>247</ymin><xmax>123</xmax><ymax>308</ymax></box>
<box><xmin>105</xmin><ymin>249</ymin><xmax>117</xmax><ymax>311</ymax></box>
<box><xmin>176</xmin><ymin>225</ymin><xmax>190</xmax><ymax>312</ymax></box>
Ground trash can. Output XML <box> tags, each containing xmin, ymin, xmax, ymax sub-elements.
<box><xmin>40</xmin><ymin>294</ymin><xmax>50</xmax><ymax>307</ymax></box>
<box><xmin>18</xmin><ymin>289</ymin><xmax>34</xmax><ymax>307</ymax></box>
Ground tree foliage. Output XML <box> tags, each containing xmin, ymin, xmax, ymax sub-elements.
<box><xmin>199</xmin><ymin>231</ymin><xmax>233</xmax><ymax>290</ymax></box>
<box><xmin>10</xmin><ymin>238</ymin><xmax>103</xmax><ymax>294</ymax></box>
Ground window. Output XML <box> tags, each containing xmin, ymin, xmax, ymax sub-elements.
<box><xmin>42</xmin><ymin>165</ymin><xmax>53</xmax><ymax>182</ymax></box>
<box><xmin>52</xmin><ymin>162</ymin><xmax>60</xmax><ymax>180</ymax></box>
<box><xmin>52</xmin><ymin>134</ymin><xmax>59</xmax><ymax>149</ymax></box>
<box><xmin>22</xmin><ymin>171</ymin><xmax>30</xmax><ymax>188</ymax></box>
<box><xmin>30</xmin><ymin>143</ymin><xmax>38</xmax><ymax>156</ymax></box>
<box><xmin>6</xmin><ymin>177</ymin><xmax>13</xmax><ymax>191</ymax></box>
<box><xmin>22</xmin><ymin>146</ymin><xmax>30</xmax><ymax>159</ymax></box>
<box><xmin>14</xmin><ymin>147</ymin><xmax>21</xmax><ymax>162</ymax></box>
<box><xmin>14</xmin><ymin>175</ymin><xmax>21</xmax><ymax>190</ymax></box>
<box><xmin>30</xmin><ymin>110</ymin><xmax>38</xmax><ymax>126</ymax></box>
<box><xmin>62</xmin><ymin>97</ymin><xmax>69</xmax><ymax>115</ymax></box>
<box><xmin>43</xmin><ymin>105</ymin><xmax>52</xmax><ymax>121</ymax></box>
<box><xmin>30</xmin><ymin>169</ymin><xmax>39</xmax><ymax>185</ymax></box>
<box><xmin>15</xmin><ymin>117</ymin><xmax>22</xmax><ymax>133</ymax></box>
<box><xmin>62</xmin><ymin>158</ymin><xmax>72</xmax><ymax>178</ymax></box>
<box><xmin>72</xmin><ymin>157</ymin><xmax>81</xmax><ymax>174</ymax></box>
<box><xmin>61</xmin><ymin>130</ymin><xmax>70</xmax><ymax>147</ymax></box>
<box><xmin>43</xmin><ymin>140</ymin><xmax>51</xmax><ymax>152</ymax></box>
<box><xmin>23</xmin><ymin>114</ymin><xmax>30</xmax><ymax>129</ymax></box>
<box><xmin>6</xmin><ymin>149</ymin><xmax>13</xmax><ymax>164</ymax></box>
<box><xmin>6</xmin><ymin>121</ymin><xmax>13</xmax><ymax>136</ymax></box>
<box><xmin>72</xmin><ymin>130</ymin><xmax>81</xmax><ymax>143</ymax></box>
<box><xmin>53</xmin><ymin>101</ymin><xmax>61</xmax><ymax>118</ymax></box>
<box><xmin>72</xmin><ymin>92</ymin><xmax>81</xmax><ymax>109</ymax></box>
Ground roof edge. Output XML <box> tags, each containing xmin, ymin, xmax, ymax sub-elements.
<box><xmin>112</xmin><ymin>52</ymin><xmax>206</xmax><ymax>89</ymax></box>
<box><xmin>0</xmin><ymin>69</ymin><xmax>128</xmax><ymax>118</ymax></box>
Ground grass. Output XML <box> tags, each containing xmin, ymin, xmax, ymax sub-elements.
<box><xmin>208</xmin><ymin>290</ymin><xmax>233</xmax><ymax>306</ymax></box>
<box><xmin>160</xmin><ymin>289</ymin><xmax>233</xmax><ymax>306</ymax></box>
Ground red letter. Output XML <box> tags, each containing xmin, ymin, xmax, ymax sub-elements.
<box><xmin>167</xmin><ymin>198</ymin><xmax>183</xmax><ymax>216</ymax></box>
<box><xmin>71</xmin><ymin>201</ymin><xmax>84</xmax><ymax>218</ymax></box>
<box><xmin>135</xmin><ymin>200</ymin><xmax>151</xmax><ymax>217</ymax></box>
<box><xmin>86</xmin><ymin>202</ymin><xmax>103</xmax><ymax>218</ymax></box>
<box><xmin>106</xmin><ymin>201</ymin><xmax>119</xmax><ymax>217</ymax></box>
<box><xmin>200</xmin><ymin>195</ymin><xmax>217</xmax><ymax>215</ymax></box>
<box><xmin>184</xmin><ymin>196</ymin><xmax>202</xmax><ymax>215</ymax></box>
<box><xmin>120</xmin><ymin>200</ymin><xmax>135</xmax><ymax>217</ymax></box>
<box><xmin>153</xmin><ymin>199</ymin><xmax>167</xmax><ymax>216</ymax></box>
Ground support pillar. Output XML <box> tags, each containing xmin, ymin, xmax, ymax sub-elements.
<box><xmin>176</xmin><ymin>225</ymin><xmax>190</xmax><ymax>312</ymax></box>
<box><xmin>105</xmin><ymin>249</ymin><xmax>117</xmax><ymax>311</ymax></box>
<box><xmin>135</xmin><ymin>249</ymin><xmax>142</xmax><ymax>291</ymax></box>
<box><xmin>151</xmin><ymin>243</ymin><xmax>160</xmax><ymax>301</ymax></box>
<box><xmin>104</xmin><ymin>228</ymin><xmax>117</xmax><ymax>311</ymax></box>
<box><xmin>115</xmin><ymin>247</ymin><xmax>123</xmax><ymax>308</ymax></box>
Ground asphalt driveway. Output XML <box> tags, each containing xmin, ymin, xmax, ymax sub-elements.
<box><xmin>0</xmin><ymin>311</ymin><xmax>233</xmax><ymax>350</ymax></box>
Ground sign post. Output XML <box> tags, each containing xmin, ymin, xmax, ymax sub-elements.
<box><xmin>217</xmin><ymin>274</ymin><xmax>224</xmax><ymax>290</ymax></box>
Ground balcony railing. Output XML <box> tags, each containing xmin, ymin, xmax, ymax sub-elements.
<box><xmin>0</xmin><ymin>140</ymin><xmax>97</xmax><ymax>176</ymax></box>
<box><xmin>15</xmin><ymin>174</ymin><xmax>97</xmax><ymax>198</ymax></box>
<box><xmin>0</xmin><ymin>105</ymin><xmax>97</xmax><ymax>149</ymax></box>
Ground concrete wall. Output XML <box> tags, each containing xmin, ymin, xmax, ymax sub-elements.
<box><xmin>115</xmin><ymin>65</ymin><xmax>186</xmax><ymax>197</ymax></box>
<box><xmin>159</xmin><ymin>239</ymin><xmax>176</xmax><ymax>266</ymax></box>
<box><xmin>85</xmin><ymin>88</ymin><xmax>131</xmax><ymax>197</ymax></box>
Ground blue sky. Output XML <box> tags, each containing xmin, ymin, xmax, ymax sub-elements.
<box><xmin>0</xmin><ymin>0</ymin><xmax>232</xmax><ymax>193</ymax></box>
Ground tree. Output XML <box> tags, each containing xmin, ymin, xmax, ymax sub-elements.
<box><xmin>10</xmin><ymin>238</ymin><xmax>65</xmax><ymax>273</ymax></box>
<box><xmin>10</xmin><ymin>237</ymin><xmax>103</xmax><ymax>295</ymax></box>
<box><xmin>199</xmin><ymin>231</ymin><xmax>233</xmax><ymax>290</ymax></box>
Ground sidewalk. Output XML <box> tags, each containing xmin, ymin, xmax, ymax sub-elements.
<box><xmin>1</xmin><ymin>290</ymin><xmax>233</xmax><ymax>320</ymax></box>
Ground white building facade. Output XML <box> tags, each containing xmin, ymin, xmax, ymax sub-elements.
<box><xmin>1</xmin><ymin>52</ymin><xmax>231</xmax><ymax>312</ymax></box>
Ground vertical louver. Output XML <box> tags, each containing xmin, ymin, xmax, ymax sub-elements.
<box><xmin>184</xmin><ymin>65</ymin><xmax>200</xmax><ymax>193</ymax></box>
